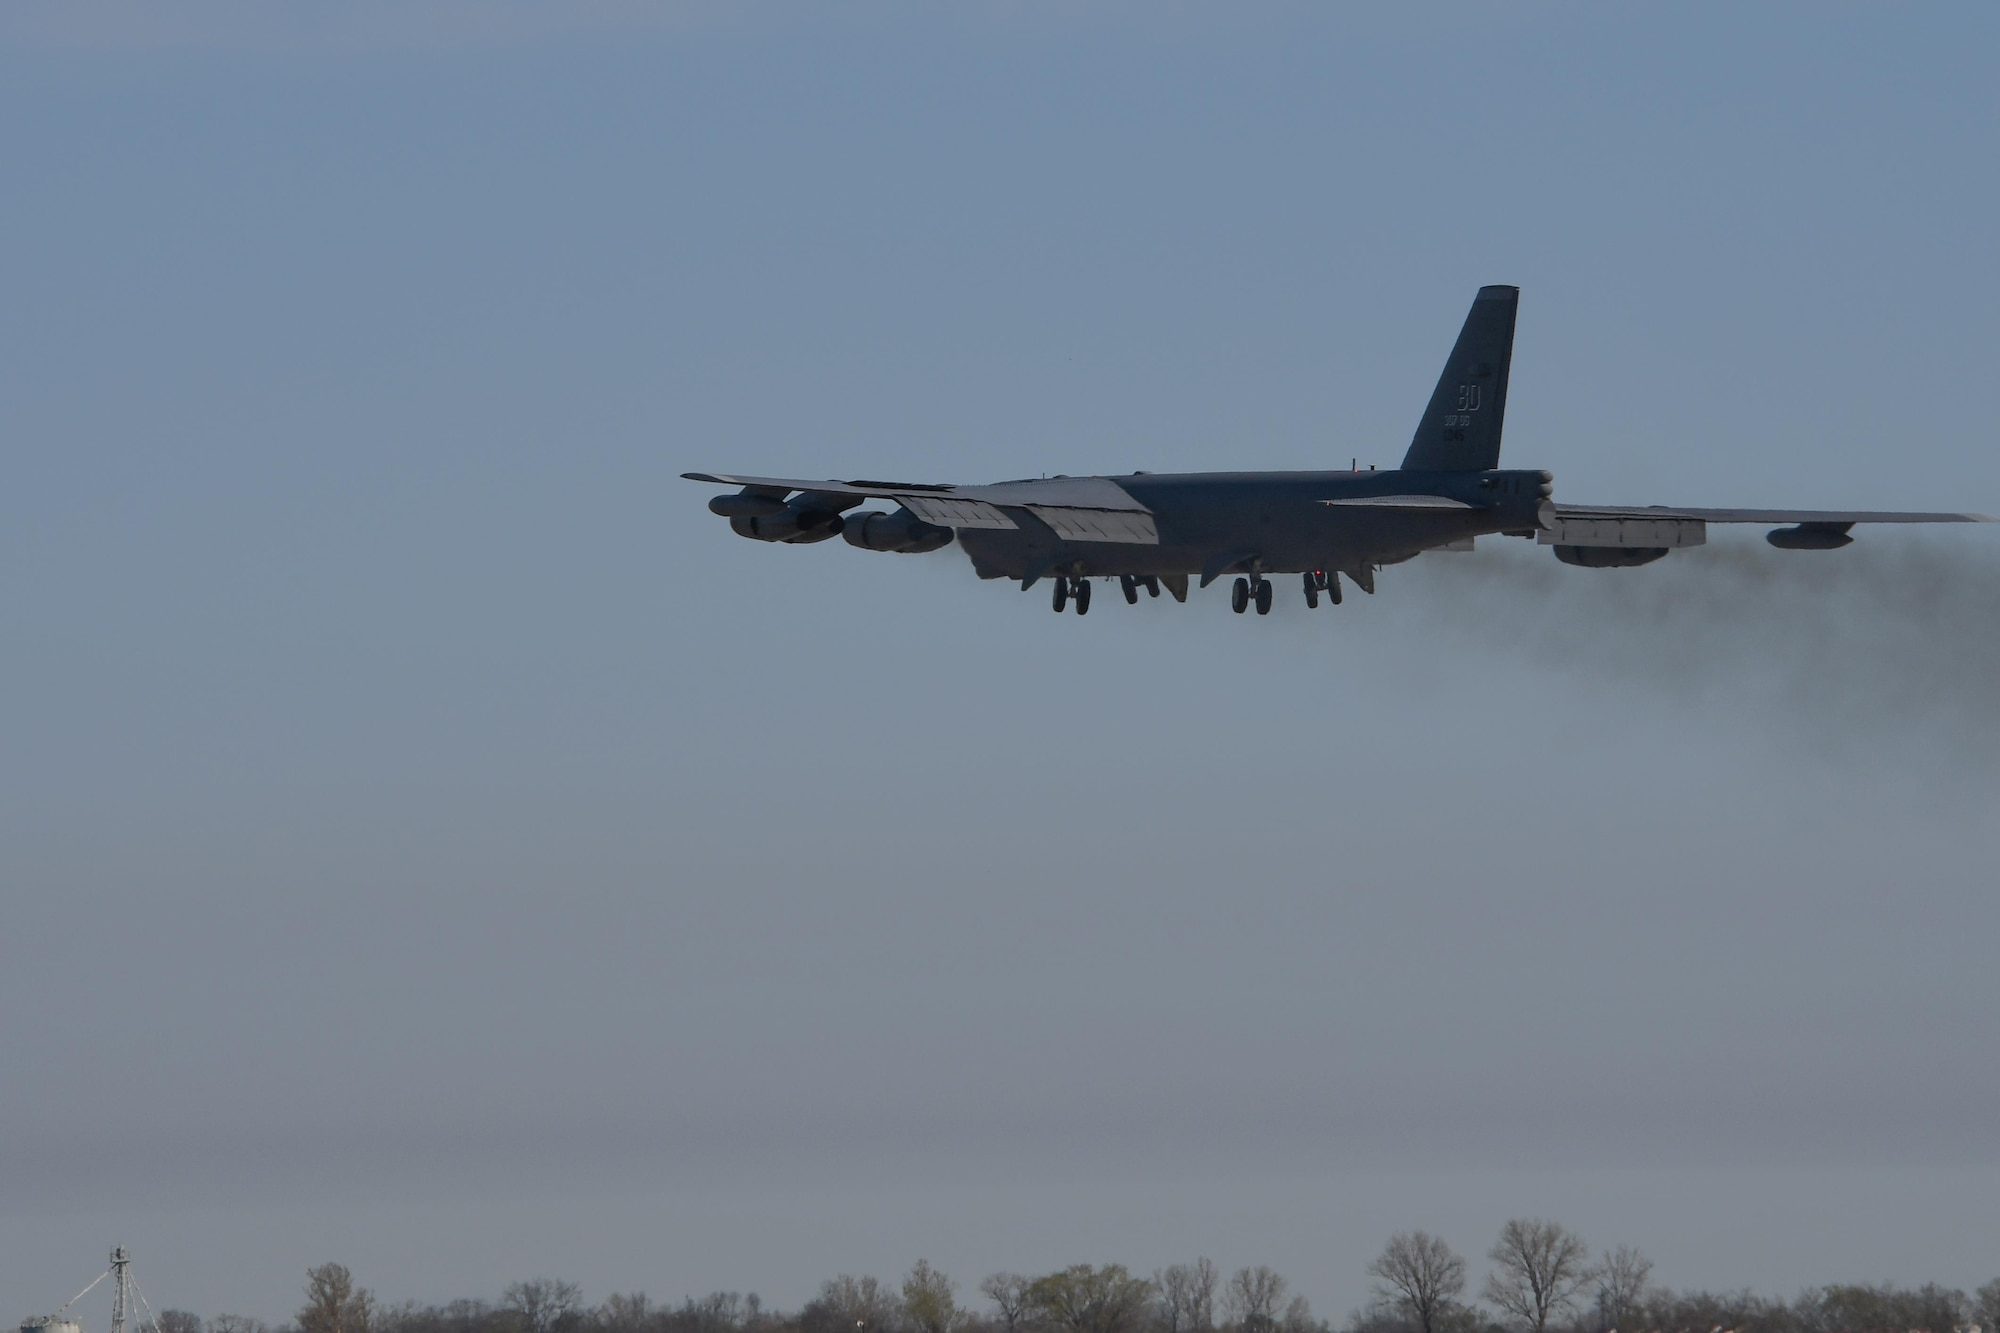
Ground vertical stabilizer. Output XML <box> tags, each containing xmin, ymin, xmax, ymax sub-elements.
<box><xmin>1400</xmin><ymin>285</ymin><xmax>1518</xmax><ymax>471</ymax></box>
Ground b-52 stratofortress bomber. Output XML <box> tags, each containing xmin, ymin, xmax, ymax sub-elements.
<box><xmin>688</xmin><ymin>286</ymin><xmax>1990</xmax><ymax>616</ymax></box>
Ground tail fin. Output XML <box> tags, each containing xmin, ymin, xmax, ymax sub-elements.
<box><xmin>1400</xmin><ymin>285</ymin><xmax>1518</xmax><ymax>472</ymax></box>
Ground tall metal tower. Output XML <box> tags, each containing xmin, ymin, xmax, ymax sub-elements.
<box><xmin>109</xmin><ymin>1248</ymin><xmax>132</xmax><ymax>1333</ymax></box>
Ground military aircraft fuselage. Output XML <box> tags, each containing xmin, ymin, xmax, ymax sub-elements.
<box><xmin>955</xmin><ymin>468</ymin><xmax>1554</xmax><ymax>583</ymax></box>
<box><xmin>686</xmin><ymin>285</ymin><xmax>1990</xmax><ymax>614</ymax></box>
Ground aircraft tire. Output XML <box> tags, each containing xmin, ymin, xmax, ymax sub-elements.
<box><xmin>1052</xmin><ymin>579</ymin><xmax>1068</xmax><ymax>613</ymax></box>
<box><xmin>1074</xmin><ymin>579</ymin><xmax>1091</xmax><ymax>615</ymax></box>
<box><xmin>1144</xmin><ymin>576</ymin><xmax>1160</xmax><ymax>598</ymax></box>
<box><xmin>1231</xmin><ymin>578</ymin><xmax>1249</xmax><ymax>614</ymax></box>
<box><xmin>1120</xmin><ymin>575</ymin><xmax>1139</xmax><ymax>605</ymax></box>
<box><xmin>1254</xmin><ymin>579</ymin><xmax>1273</xmax><ymax>615</ymax></box>
<box><xmin>1303</xmin><ymin>572</ymin><xmax>1319</xmax><ymax>609</ymax></box>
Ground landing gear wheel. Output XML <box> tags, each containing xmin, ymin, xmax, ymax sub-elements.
<box><xmin>1231</xmin><ymin>577</ymin><xmax>1250</xmax><ymax>614</ymax></box>
<box><xmin>1120</xmin><ymin>575</ymin><xmax>1139</xmax><ymax>605</ymax></box>
<box><xmin>1254</xmin><ymin>578</ymin><xmax>1273</xmax><ymax>615</ymax></box>
<box><xmin>1143</xmin><ymin>576</ymin><xmax>1160</xmax><ymax>598</ymax></box>
<box><xmin>1303</xmin><ymin>572</ymin><xmax>1320</xmax><ymax>609</ymax></box>
<box><xmin>1073</xmin><ymin>578</ymin><xmax>1091</xmax><ymax>615</ymax></box>
<box><xmin>1328</xmin><ymin>573</ymin><xmax>1343</xmax><ymax>605</ymax></box>
<box><xmin>1052</xmin><ymin>579</ymin><xmax>1068</xmax><ymax>613</ymax></box>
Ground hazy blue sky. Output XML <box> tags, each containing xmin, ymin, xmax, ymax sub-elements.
<box><xmin>4</xmin><ymin>1</ymin><xmax>1998</xmax><ymax>1323</ymax></box>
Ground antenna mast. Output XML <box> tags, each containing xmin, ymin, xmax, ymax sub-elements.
<box><xmin>110</xmin><ymin>1248</ymin><xmax>132</xmax><ymax>1333</ymax></box>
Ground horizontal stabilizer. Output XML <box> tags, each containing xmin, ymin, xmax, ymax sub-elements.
<box><xmin>1321</xmin><ymin>495</ymin><xmax>1476</xmax><ymax>510</ymax></box>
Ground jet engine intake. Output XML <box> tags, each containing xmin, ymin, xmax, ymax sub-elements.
<box><xmin>841</xmin><ymin>507</ymin><xmax>955</xmax><ymax>553</ymax></box>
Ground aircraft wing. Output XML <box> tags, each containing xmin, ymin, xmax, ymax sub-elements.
<box><xmin>685</xmin><ymin>471</ymin><xmax>1162</xmax><ymax>542</ymax></box>
<box><xmin>1551</xmin><ymin>503</ymin><xmax>1992</xmax><ymax>525</ymax></box>
<box><xmin>1542</xmin><ymin>502</ymin><xmax>1992</xmax><ymax>554</ymax></box>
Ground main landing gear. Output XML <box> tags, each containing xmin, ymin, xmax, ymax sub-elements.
<box><xmin>1118</xmin><ymin>574</ymin><xmax>1162</xmax><ymax>603</ymax></box>
<box><xmin>1231</xmin><ymin>576</ymin><xmax>1274</xmax><ymax>615</ymax></box>
<box><xmin>1051</xmin><ymin>577</ymin><xmax>1092</xmax><ymax>615</ymax></box>
<box><xmin>1303</xmin><ymin>570</ymin><xmax>1342</xmax><ymax>608</ymax></box>
<box><xmin>1049</xmin><ymin>575</ymin><xmax>1161</xmax><ymax>614</ymax></box>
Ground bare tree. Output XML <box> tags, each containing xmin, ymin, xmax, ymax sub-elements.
<box><xmin>1026</xmin><ymin>1266</ymin><xmax>1156</xmax><ymax>1333</ymax></box>
<box><xmin>658</xmin><ymin>1293</ymin><xmax>757</xmax><ymax>1333</ymax></box>
<box><xmin>1590</xmin><ymin>1248</ymin><xmax>1653</xmax><ymax>1332</ymax></box>
<box><xmin>371</xmin><ymin>1300</ymin><xmax>426</xmax><ymax>1333</ymax></box>
<box><xmin>1483</xmin><ymin>1221</ymin><xmax>1591</xmax><ymax>1333</ymax></box>
<box><xmin>158</xmin><ymin>1313</ymin><xmax>203</xmax><ymax>1333</ymax></box>
<box><xmin>1155</xmin><ymin>1262</ymin><xmax>1218</xmax><ymax>1333</ymax></box>
<box><xmin>1156</xmin><ymin>1268</ymin><xmax>1191</xmax><ymax>1333</ymax></box>
<box><xmin>699</xmin><ymin>1294</ymin><xmax>755</xmax><ymax>1331</ymax></box>
<box><xmin>904</xmin><ymin>1262</ymin><xmax>966</xmax><ymax>1333</ymax></box>
<box><xmin>505</xmin><ymin>1282</ymin><xmax>584</xmax><ymax>1333</ymax></box>
<box><xmin>1973</xmin><ymin>1279</ymin><xmax>2000</xmax><ymax>1333</ymax></box>
<box><xmin>1800</xmin><ymin>1283</ymin><xmax>1967</xmax><ymax>1333</ymax></box>
<box><xmin>1224</xmin><ymin>1269</ymin><xmax>1287</xmax><ymax>1333</ymax></box>
<box><xmin>1367</xmin><ymin>1233</ymin><xmax>1468</xmax><ymax>1333</ymax></box>
<box><xmin>812</xmin><ymin>1276</ymin><xmax>903</xmax><ymax>1333</ymax></box>
<box><xmin>209</xmin><ymin>1316</ymin><xmax>268</xmax><ymax>1333</ymax></box>
<box><xmin>1279</xmin><ymin>1297</ymin><xmax>1315</xmax><ymax>1333</ymax></box>
<box><xmin>1194</xmin><ymin>1262</ymin><xmax>1218</xmax><ymax>1333</ymax></box>
<box><xmin>593</xmin><ymin>1295</ymin><xmax>652</xmax><ymax>1333</ymax></box>
<box><xmin>982</xmin><ymin>1276</ymin><xmax>1033</xmax><ymax>1333</ymax></box>
<box><xmin>1640</xmin><ymin>1287</ymin><xmax>1781</xmax><ymax>1333</ymax></box>
<box><xmin>301</xmin><ymin>1264</ymin><xmax>376</xmax><ymax>1333</ymax></box>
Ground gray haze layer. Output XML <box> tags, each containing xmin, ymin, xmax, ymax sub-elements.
<box><xmin>3</xmin><ymin>1</ymin><xmax>1998</xmax><ymax>1323</ymax></box>
<box><xmin>1403</xmin><ymin>535</ymin><xmax>2000</xmax><ymax>767</ymax></box>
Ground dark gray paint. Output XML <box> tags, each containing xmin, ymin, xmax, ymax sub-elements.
<box><xmin>688</xmin><ymin>287</ymin><xmax>1989</xmax><ymax>603</ymax></box>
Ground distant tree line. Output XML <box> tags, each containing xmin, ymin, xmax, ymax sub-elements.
<box><xmin>153</xmin><ymin>1222</ymin><xmax>2000</xmax><ymax>1333</ymax></box>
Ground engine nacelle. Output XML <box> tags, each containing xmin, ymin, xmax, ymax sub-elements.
<box><xmin>1551</xmin><ymin>544</ymin><xmax>1670</xmax><ymax>568</ymax></box>
<box><xmin>709</xmin><ymin>490</ymin><xmax>788</xmax><ymax>519</ymax></box>
<box><xmin>840</xmin><ymin>507</ymin><xmax>955</xmax><ymax>553</ymax></box>
<box><xmin>1767</xmin><ymin>522</ymin><xmax>1854</xmax><ymax>550</ymax></box>
<box><xmin>729</xmin><ymin>509</ymin><xmax>845</xmax><ymax>544</ymax></box>
<box><xmin>720</xmin><ymin>487</ymin><xmax>860</xmax><ymax>543</ymax></box>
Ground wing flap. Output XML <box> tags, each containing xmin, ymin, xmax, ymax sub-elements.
<box><xmin>1026</xmin><ymin>506</ymin><xmax>1159</xmax><ymax>544</ymax></box>
<box><xmin>898</xmin><ymin>496</ymin><xmax>1018</xmax><ymax>530</ymax></box>
<box><xmin>1541</xmin><ymin>514</ymin><xmax>1706</xmax><ymax>549</ymax></box>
